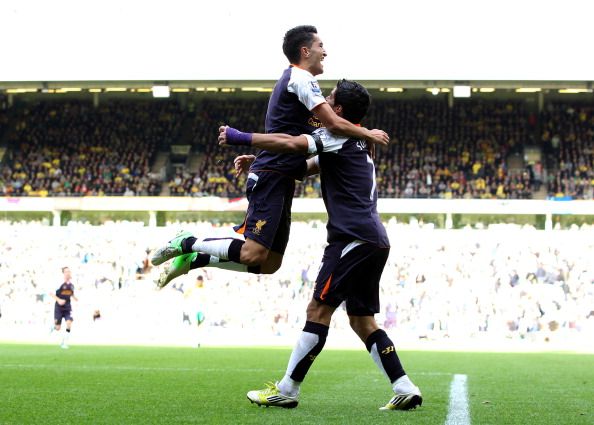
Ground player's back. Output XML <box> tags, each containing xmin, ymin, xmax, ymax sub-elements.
<box><xmin>314</xmin><ymin>129</ymin><xmax>389</xmax><ymax>247</ymax></box>
<box><xmin>251</xmin><ymin>66</ymin><xmax>324</xmax><ymax>180</ymax></box>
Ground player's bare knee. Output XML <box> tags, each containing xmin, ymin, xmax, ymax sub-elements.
<box><xmin>239</xmin><ymin>250</ymin><xmax>265</xmax><ymax>266</ymax></box>
<box><xmin>240</xmin><ymin>241</ymin><xmax>269</xmax><ymax>266</ymax></box>
<box><xmin>306</xmin><ymin>299</ymin><xmax>334</xmax><ymax>325</ymax></box>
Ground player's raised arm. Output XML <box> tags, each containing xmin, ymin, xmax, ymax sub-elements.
<box><xmin>218</xmin><ymin>126</ymin><xmax>309</xmax><ymax>153</ymax></box>
<box><xmin>312</xmin><ymin>102</ymin><xmax>389</xmax><ymax>146</ymax></box>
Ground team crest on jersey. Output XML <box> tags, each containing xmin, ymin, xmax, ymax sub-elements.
<box><xmin>356</xmin><ymin>140</ymin><xmax>368</xmax><ymax>150</ymax></box>
<box><xmin>252</xmin><ymin>220</ymin><xmax>267</xmax><ymax>235</ymax></box>
<box><xmin>310</xmin><ymin>81</ymin><xmax>322</xmax><ymax>94</ymax></box>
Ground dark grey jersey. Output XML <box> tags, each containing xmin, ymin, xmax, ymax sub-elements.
<box><xmin>306</xmin><ymin>128</ymin><xmax>390</xmax><ymax>247</ymax></box>
<box><xmin>251</xmin><ymin>66</ymin><xmax>326</xmax><ymax>180</ymax></box>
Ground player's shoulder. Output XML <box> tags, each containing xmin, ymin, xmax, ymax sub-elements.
<box><xmin>288</xmin><ymin>67</ymin><xmax>321</xmax><ymax>92</ymax></box>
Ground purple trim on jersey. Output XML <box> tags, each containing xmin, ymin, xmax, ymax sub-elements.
<box><xmin>318</xmin><ymin>139</ymin><xmax>390</xmax><ymax>247</ymax></box>
<box><xmin>251</xmin><ymin>66</ymin><xmax>320</xmax><ymax>180</ymax></box>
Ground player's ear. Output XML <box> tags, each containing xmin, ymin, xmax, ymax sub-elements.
<box><xmin>334</xmin><ymin>104</ymin><xmax>343</xmax><ymax>116</ymax></box>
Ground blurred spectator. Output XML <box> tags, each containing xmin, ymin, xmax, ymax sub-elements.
<box><xmin>541</xmin><ymin>103</ymin><xmax>594</xmax><ymax>200</ymax></box>
<box><xmin>0</xmin><ymin>219</ymin><xmax>592</xmax><ymax>345</ymax></box>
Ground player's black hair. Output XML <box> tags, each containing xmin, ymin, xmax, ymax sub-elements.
<box><xmin>334</xmin><ymin>79</ymin><xmax>371</xmax><ymax>124</ymax></box>
<box><xmin>61</xmin><ymin>266</ymin><xmax>70</xmax><ymax>273</ymax></box>
<box><xmin>283</xmin><ymin>25</ymin><xmax>318</xmax><ymax>64</ymax></box>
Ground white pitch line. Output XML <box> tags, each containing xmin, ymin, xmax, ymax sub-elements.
<box><xmin>445</xmin><ymin>374</ymin><xmax>470</xmax><ymax>425</ymax></box>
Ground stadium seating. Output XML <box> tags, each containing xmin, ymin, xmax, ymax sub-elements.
<box><xmin>0</xmin><ymin>96</ymin><xmax>592</xmax><ymax>199</ymax></box>
<box><xmin>0</xmin><ymin>100</ymin><xmax>182</xmax><ymax>196</ymax></box>
<box><xmin>541</xmin><ymin>102</ymin><xmax>594</xmax><ymax>200</ymax></box>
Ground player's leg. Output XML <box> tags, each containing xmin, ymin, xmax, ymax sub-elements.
<box><xmin>345</xmin><ymin>246</ymin><xmax>422</xmax><ymax>411</ymax></box>
<box><xmin>152</xmin><ymin>172</ymin><xmax>291</xmax><ymax>271</ymax></box>
<box><xmin>61</xmin><ymin>316</ymin><xmax>73</xmax><ymax>349</ymax></box>
<box><xmin>185</xmin><ymin>237</ymin><xmax>283</xmax><ymax>273</ymax></box>
<box><xmin>276</xmin><ymin>300</ymin><xmax>335</xmax><ymax>395</ymax></box>
<box><xmin>248</xmin><ymin>242</ymin><xmax>353</xmax><ymax>408</ymax></box>
<box><xmin>54</xmin><ymin>304</ymin><xmax>62</xmax><ymax>331</ymax></box>
<box><xmin>155</xmin><ymin>173</ymin><xmax>292</xmax><ymax>287</ymax></box>
<box><xmin>349</xmin><ymin>315</ymin><xmax>421</xmax><ymax>410</ymax></box>
<box><xmin>247</xmin><ymin>299</ymin><xmax>335</xmax><ymax>408</ymax></box>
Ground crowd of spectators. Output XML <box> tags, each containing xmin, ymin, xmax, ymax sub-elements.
<box><xmin>0</xmin><ymin>220</ymin><xmax>592</xmax><ymax>348</ymax></box>
<box><xmin>0</xmin><ymin>100</ymin><xmax>182</xmax><ymax>196</ymax></box>
<box><xmin>541</xmin><ymin>102</ymin><xmax>594</xmax><ymax>200</ymax></box>
<box><xmin>168</xmin><ymin>98</ymin><xmax>264</xmax><ymax>197</ymax></box>
<box><xmin>367</xmin><ymin>99</ymin><xmax>535</xmax><ymax>199</ymax></box>
<box><xmin>0</xmin><ymin>96</ymin><xmax>592</xmax><ymax>199</ymax></box>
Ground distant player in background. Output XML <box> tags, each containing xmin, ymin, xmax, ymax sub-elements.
<box><xmin>50</xmin><ymin>266</ymin><xmax>78</xmax><ymax>349</ymax></box>
<box><xmin>192</xmin><ymin>275</ymin><xmax>207</xmax><ymax>347</ymax></box>
<box><xmin>219</xmin><ymin>79</ymin><xmax>422</xmax><ymax>411</ymax></box>
<box><xmin>152</xmin><ymin>25</ymin><xmax>389</xmax><ymax>286</ymax></box>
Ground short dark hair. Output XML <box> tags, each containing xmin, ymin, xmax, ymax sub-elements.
<box><xmin>334</xmin><ymin>79</ymin><xmax>371</xmax><ymax>124</ymax></box>
<box><xmin>283</xmin><ymin>25</ymin><xmax>318</xmax><ymax>64</ymax></box>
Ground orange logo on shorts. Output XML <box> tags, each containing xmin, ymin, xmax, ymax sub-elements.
<box><xmin>252</xmin><ymin>219</ymin><xmax>267</xmax><ymax>235</ymax></box>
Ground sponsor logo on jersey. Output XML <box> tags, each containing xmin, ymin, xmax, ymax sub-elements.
<box><xmin>310</xmin><ymin>81</ymin><xmax>322</xmax><ymax>94</ymax></box>
<box><xmin>356</xmin><ymin>140</ymin><xmax>368</xmax><ymax>151</ymax></box>
<box><xmin>308</xmin><ymin>116</ymin><xmax>323</xmax><ymax>128</ymax></box>
<box><xmin>252</xmin><ymin>219</ymin><xmax>267</xmax><ymax>235</ymax></box>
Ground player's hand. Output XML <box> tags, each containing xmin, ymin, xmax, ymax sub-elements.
<box><xmin>367</xmin><ymin>129</ymin><xmax>390</xmax><ymax>146</ymax></box>
<box><xmin>234</xmin><ymin>155</ymin><xmax>256</xmax><ymax>178</ymax></box>
<box><xmin>57</xmin><ymin>299</ymin><xmax>66</xmax><ymax>306</ymax></box>
<box><xmin>218</xmin><ymin>125</ymin><xmax>229</xmax><ymax>146</ymax></box>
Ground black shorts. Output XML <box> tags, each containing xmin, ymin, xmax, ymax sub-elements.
<box><xmin>313</xmin><ymin>241</ymin><xmax>389</xmax><ymax>316</ymax></box>
<box><xmin>234</xmin><ymin>171</ymin><xmax>295</xmax><ymax>254</ymax></box>
<box><xmin>54</xmin><ymin>305</ymin><xmax>73</xmax><ymax>324</ymax></box>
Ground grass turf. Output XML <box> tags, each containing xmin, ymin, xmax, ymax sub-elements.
<box><xmin>0</xmin><ymin>344</ymin><xmax>592</xmax><ymax>424</ymax></box>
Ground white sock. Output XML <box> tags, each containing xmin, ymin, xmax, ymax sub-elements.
<box><xmin>369</xmin><ymin>342</ymin><xmax>391</xmax><ymax>382</ymax></box>
<box><xmin>204</xmin><ymin>256</ymin><xmax>248</xmax><ymax>272</ymax></box>
<box><xmin>278</xmin><ymin>375</ymin><xmax>300</xmax><ymax>398</ymax></box>
<box><xmin>393</xmin><ymin>375</ymin><xmax>417</xmax><ymax>394</ymax></box>
<box><xmin>191</xmin><ymin>238</ymin><xmax>234</xmax><ymax>259</ymax></box>
<box><xmin>277</xmin><ymin>331</ymin><xmax>320</xmax><ymax>397</ymax></box>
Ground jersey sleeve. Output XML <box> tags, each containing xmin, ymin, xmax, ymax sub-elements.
<box><xmin>287</xmin><ymin>68</ymin><xmax>326</xmax><ymax>111</ymax></box>
<box><xmin>305</xmin><ymin>129</ymin><xmax>348</xmax><ymax>154</ymax></box>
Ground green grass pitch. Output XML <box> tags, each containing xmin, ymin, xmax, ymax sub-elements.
<box><xmin>0</xmin><ymin>344</ymin><xmax>592</xmax><ymax>424</ymax></box>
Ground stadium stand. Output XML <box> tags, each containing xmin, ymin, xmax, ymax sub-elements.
<box><xmin>0</xmin><ymin>95</ymin><xmax>592</xmax><ymax>199</ymax></box>
<box><xmin>541</xmin><ymin>102</ymin><xmax>594</xmax><ymax>200</ymax></box>
<box><xmin>0</xmin><ymin>100</ymin><xmax>182</xmax><ymax>196</ymax></box>
<box><xmin>0</xmin><ymin>220</ymin><xmax>592</xmax><ymax>347</ymax></box>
